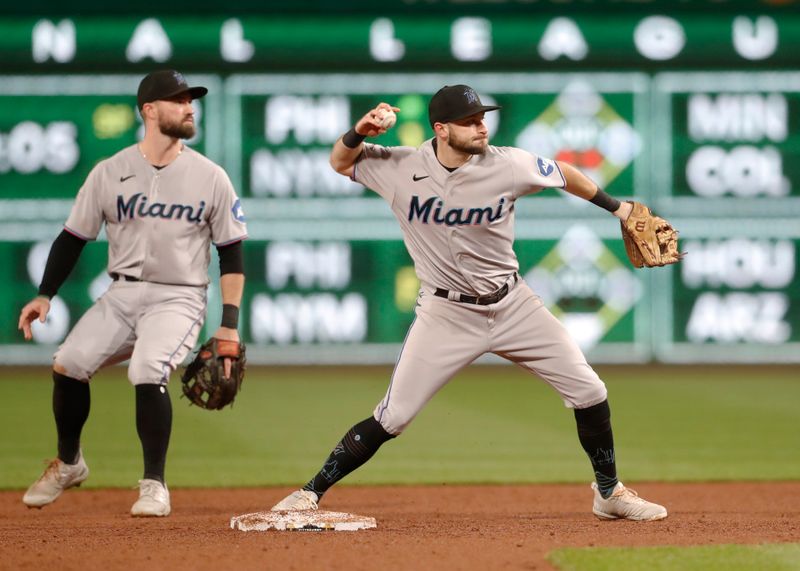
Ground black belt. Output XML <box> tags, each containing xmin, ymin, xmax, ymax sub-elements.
<box><xmin>111</xmin><ymin>273</ymin><xmax>141</xmax><ymax>282</ymax></box>
<box><xmin>434</xmin><ymin>273</ymin><xmax>518</xmax><ymax>305</ymax></box>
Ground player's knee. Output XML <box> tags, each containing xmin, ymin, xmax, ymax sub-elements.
<box><xmin>373</xmin><ymin>395</ymin><xmax>424</xmax><ymax>435</ymax></box>
<box><xmin>128</xmin><ymin>375</ymin><xmax>167</xmax><ymax>387</ymax></box>
<box><xmin>591</xmin><ymin>384</ymin><xmax>608</xmax><ymax>403</ymax></box>
<box><xmin>127</xmin><ymin>359</ymin><xmax>171</xmax><ymax>386</ymax></box>
<box><xmin>374</xmin><ymin>411</ymin><xmax>410</xmax><ymax>436</ymax></box>
<box><xmin>574</xmin><ymin>384</ymin><xmax>608</xmax><ymax>410</ymax></box>
<box><xmin>52</xmin><ymin>356</ymin><xmax>91</xmax><ymax>382</ymax></box>
<box><xmin>353</xmin><ymin>416</ymin><xmax>397</xmax><ymax>448</ymax></box>
<box><xmin>52</xmin><ymin>369</ymin><xmax>89</xmax><ymax>387</ymax></box>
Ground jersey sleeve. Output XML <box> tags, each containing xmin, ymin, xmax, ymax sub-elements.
<box><xmin>352</xmin><ymin>143</ymin><xmax>414</xmax><ymax>202</ymax></box>
<box><xmin>507</xmin><ymin>147</ymin><xmax>567</xmax><ymax>198</ymax></box>
<box><xmin>64</xmin><ymin>164</ymin><xmax>105</xmax><ymax>240</ymax></box>
<box><xmin>209</xmin><ymin>167</ymin><xmax>248</xmax><ymax>246</ymax></box>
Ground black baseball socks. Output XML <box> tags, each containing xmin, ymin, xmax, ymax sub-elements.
<box><xmin>574</xmin><ymin>399</ymin><xmax>619</xmax><ymax>498</ymax></box>
<box><xmin>52</xmin><ymin>372</ymin><xmax>90</xmax><ymax>464</ymax></box>
<box><xmin>303</xmin><ymin>416</ymin><xmax>395</xmax><ymax>500</ymax></box>
<box><xmin>135</xmin><ymin>384</ymin><xmax>172</xmax><ymax>483</ymax></box>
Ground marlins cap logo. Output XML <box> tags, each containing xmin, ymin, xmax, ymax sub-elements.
<box><xmin>463</xmin><ymin>87</ymin><xmax>479</xmax><ymax>104</ymax></box>
<box><xmin>537</xmin><ymin>157</ymin><xmax>555</xmax><ymax>177</ymax></box>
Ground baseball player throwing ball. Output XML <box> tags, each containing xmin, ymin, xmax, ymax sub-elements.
<box><xmin>272</xmin><ymin>85</ymin><xmax>668</xmax><ymax>521</ymax></box>
<box><xmin>18</xmin><ymin>70</ymin><xmax>247</xmax><ymax>517</ymax></box>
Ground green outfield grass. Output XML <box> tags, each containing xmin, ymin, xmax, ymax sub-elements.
<box><xmin>1</xmin><ymin>364</ymin><xmax>798</xmax><ymax>489</ymax></box>
<box><xmin>548</xmin><ymin>543</ymin><xmax>800</xmax><ymax>571</ymax></box>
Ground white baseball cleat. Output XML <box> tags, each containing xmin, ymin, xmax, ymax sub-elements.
<box><xmin>131</xmin><ymin>479</ymin><xmax>171</xmax><ymax>517</ymax></box>
<box><xmin>23</xmin><ymin>451</ymin><xmax>89</xmax><ymax>508</ymax></box>
<box><xmin>591</xmin><ymin>481</ymin><xmax>668</xmax><ymax>521</ymax></box>
<box><xmin>271</xmin><ymin>489</ymin><xmax>319</xmax><ymax>511</ymax></box>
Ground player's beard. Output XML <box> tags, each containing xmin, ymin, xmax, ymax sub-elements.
<box><xmin>159</xmin><ymin>115</ymin><xmax>196</xmax><ymax>139</ymax></box>
<box><xmin>446</xmin><ymin>126</ymin><xmax>487</xmax><ymax>155</ymax></box>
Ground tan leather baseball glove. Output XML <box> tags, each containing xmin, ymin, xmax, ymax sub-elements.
<box><xmin>620</xmin><ymin>201</ymin><xmax>683</xmax><ymax>268</ymax></box>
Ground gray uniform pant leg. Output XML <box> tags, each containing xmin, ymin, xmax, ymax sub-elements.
<box><xmin>54</xmin><ymin>281</ymin><xmax>137</xmax><ymax>381</ymax></box>
<box><xmin>374</xmin><ymin>291</ymin><xmax>488</xmax><ymax>435</ymax></box>
<box><xmin>128</xmin><ymin>282</ymin><xmax>206</xmax><ymax>385</ymax></box>
<box><xmin>54</xmin><ymin>280</ymin><xmax>206</xmax><ymax>385</ymax></box>
<box><xmin>491</xmin><ymin>282</ymin><xmax>608</xmax><ymax>409</ymax></box>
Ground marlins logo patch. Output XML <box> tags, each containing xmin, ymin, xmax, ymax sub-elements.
<box><xmin>463</xmin><ymin>87</ymin><xmax>479</xmax><ymax>104</ymax></box>
<box><xmin>232</xmin><ymin>199</ymin><xmax>246</xmax><ymax>222</ymax></box>
<box><xmin>537</xmin><ymin>157</ymin><xmax>555</xmax><ymax>177</ymax></box>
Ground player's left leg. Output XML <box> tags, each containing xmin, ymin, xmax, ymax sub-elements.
<box><xmin>490</xmin><ymin>281</ymin><xmax>666</xmax><ymax>521</ymax></box>
<box><xmin>127</xmin><ymin>283</ymin><xmax>206</xmax><ymax>517</ymax></box>
<box><xmin>271</xmin><ymin>415</ymin><xmax>395</xmax><ymax>511</ymax></box>
<box><xmin>273</xmin><ymin>289</ymin><xmax>489</xmax><ymax>511</ymax></box>
<box><xmin>24</xmin><ymin>282</ymin><xmax>138</xmax><ymax>509</ymax></box>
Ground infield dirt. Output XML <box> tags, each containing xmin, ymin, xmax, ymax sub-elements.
<box><xmin>2</xmin><ymin>482</ymin><xmax>798</xmax><ymax>571</ymax></box>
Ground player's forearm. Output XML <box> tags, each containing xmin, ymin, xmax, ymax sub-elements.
<box><xmin>216</xmin><ymin>240</ymin><xmax>244</xmax><ymax>330</ymax></box>
<box><xmin>38</xmin><ymin>230</ymin><xmax>88</xmax><ymax>298</ymax></box>
<box><xmin>556</xmin><ymin>161</ymin><xmax>630</xmax><ymax>220</ymax></box>
<box><xmin>330</xmin><ymin>136</ymin><xmax>363</xmax><ymax>176</ymax></box>
<box><xmin>557</xmin><ymin>161</ymin><xmax>598</xmax><ymax>201</ymax></box>
<box><xmin>218</xmin><ymin>272</ymin><xmax>244</xmax><ymax>331</ymax></box>
<box><xmin>219</xmin><ymin>273</ymin><xmax>244</xmax><ymax>307</ymax></box>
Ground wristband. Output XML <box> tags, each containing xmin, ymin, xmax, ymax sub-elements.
<box><xmin>342</xmin><ymin>128</ymin><xmax>366</xmax><ymax>149</ymax></box>
<box><xmin>221</xmin><ymin>304</ymin><xmax>239</xmax><ymax>329</ymax></box>
<box><xmin>589</xmin><ymin>188</ymin><xmax>621</xmax><ymax>213</ymax></box>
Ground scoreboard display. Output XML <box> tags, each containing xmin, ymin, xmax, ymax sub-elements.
<box><xmin>0</xmin><ymin>76</ymin><xmax>223</xmax><ymax>200</ymax></box>
<box><xmin>1</xmin><ymin>3</ymin><xmax>798</xmax><ymax>364</ymax></box>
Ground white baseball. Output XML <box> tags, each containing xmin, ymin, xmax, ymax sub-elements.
<box><xmin>376</xmin><ymin>109</ymin><xmax>396</xmax><ymax>130</ymax></box>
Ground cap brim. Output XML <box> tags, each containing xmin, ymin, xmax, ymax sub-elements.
<box><xmin>441</xmin><ymin>105</ymin><xmax>502</xmax><ymax>124</ymax></box>
<box><xmin>186</xmin><ymin>86</ymin><xmax>208</xmax><ymax>99</ymax></box>
<box><xmin>157</xmin><ymin>86</ymin><xmax>208</xmax><ymax>102</ymax></box>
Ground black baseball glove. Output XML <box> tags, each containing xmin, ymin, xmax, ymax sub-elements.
<box><xmin>181</xmin><ymin>338</ymin><xmax>246</xmax><ymax>410</ymax></box>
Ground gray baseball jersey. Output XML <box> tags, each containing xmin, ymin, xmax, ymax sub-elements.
<box><xmin>352</xmin><ymin>138</ymin><xmax>606</xmax><ymax>435</ymax></box>
<box><xmin>354</xmin><ymin>139</ymin><xmax>565</xmax><ymax>295</ymax></box>
<box><xmin>65</xmin><ymin>145</ymin><xmax>247</xmax><ymax>286</ymax></box>
<box><xmin>55</xmin><ymin>144</ymin><xmax>246</xmax><ymax>385</ymax></box>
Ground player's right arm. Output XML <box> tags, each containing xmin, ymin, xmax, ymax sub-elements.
<box><xmin>18</xmin><ymin>230</ymin><xmax>88</xmax><ymax>340</ymax></box>
<box><xmin>19</xmin><ymin>165</ymin><xmax>103</xmax><ymax>341</ymax></box>
<box><xmin>330</xmin><ymin>102</ymin><xmax>400</xmax><ymax>178</ymax></box>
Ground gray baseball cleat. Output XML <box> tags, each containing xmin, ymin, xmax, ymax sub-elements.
<box><xmin>271</xmin><ymin>489</ymin><xmax>319</xmax><ymax>511</ymax></box>
<box><xmin>591</xmin><ymin>481</ymin><xmax>668</xmax><ymax>521</ymax></box>
<box><xmin>23</xmin><ymin>451</ymin><xmax>89</xmax><ymax>508</ymax></box>
<box><xmin>131</xmin><ymin>479</ymin><xmax>171</xmax><ymax>517</ymax></box>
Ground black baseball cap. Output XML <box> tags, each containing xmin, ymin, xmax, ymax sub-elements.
<box><xmin>428</xmin><ymin>84</ymin><xmax>501</xmax><ymax>127</ymax></box>
<box><xmin>137</xmin><ymin>70</ymin><xmax>208</xmax><ymax>109</ymax></box>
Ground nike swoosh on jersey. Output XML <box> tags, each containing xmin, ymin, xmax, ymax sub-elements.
<box><xmin>412</xmin><ymin>174</ymin><xmax>429</xmax><ymax>181</ymax></box>
<box><xmin>120</xmin><ymin>175</ymin><xmax>136</xmax><ymax>182</ymax></box>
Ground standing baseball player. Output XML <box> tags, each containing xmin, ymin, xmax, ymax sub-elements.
<box><xmin>272</xmin><ymin>85</ymin><xmax>668</xmax><ymax>521</ymax></box>
<box><xmin>18</xmin><ymin>70</ymin><xmax>247</xmax><ymax>517</ymax></box>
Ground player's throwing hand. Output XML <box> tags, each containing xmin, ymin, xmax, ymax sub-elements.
<box><xmin>355</xmin><ymin>103</ymin><xmax>400</xmax><ymax>138</ymax></box>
